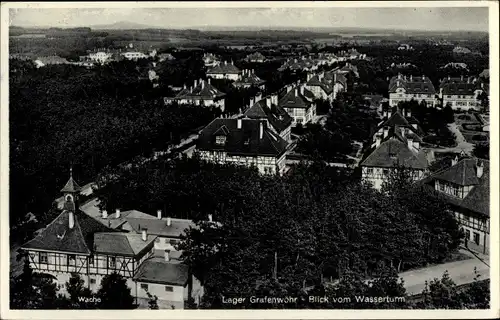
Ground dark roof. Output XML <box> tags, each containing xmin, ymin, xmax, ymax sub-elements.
<box><xmin>246</xmin><ymin>52</ymin><xmax>266</xmax><ymax>60</ymax></box>
<box><xmin>420</xmin><ymin>159</ymin><xmax>489</xmax><ymax>216</ymax></box>
<box><xmin>243</xmin><ymin>99</ymin><xmax>293</xmax><ymax>134</ymax></box>
<box><xmin>234</xmin><ymin>72</ymin><xmax>266</xmax><ymax>87</ymax></box>
<box><xmin>388</xmin><ymin>75</ymin><xmax>436</xmax><ymax>94</ymax></box>
<box><xmin>134</xmin><ymin>257</ymin><xmax>189</xmax><ymax>286</ymax></box>
<box><xmin>22</xmin><ymin>210</ymin><xmax>116</xmax><ymax>254</ymax></box>
<box><xmin>439</xmin><ymin>77</ymin><xmax>482</xmax><ymax>95</ymax></box>
<box><xmin>278</xmin><ymin>86</ymin><xmax>314</xmax><ymax>109</ymax></box>
<box><xmin>361</xmin><ymin>136</ymin><xmax>428</xmax><ymax>169</ymax></box>
<box><xmin>94</xmin><ymin>232</ymin><xmax>156</xmax><ymax>257</ymax></box>
<box><xmin>378</xmin><ymin>110</ymin><xmax>424</xmax><ymax>137</ymax></box>
<box><xmin>433</xmin><ymin>158</ymin><xmax>481</xmax><ymax>186</ymax></box>
<box><xmin>197</xmin><ymin>118</ymin><xmax>288</xmax><ymax>157</ymax></box>
<box><xmin>171</xmin><ymin>80</ymin><xmax>225</xmax><ymax>101</ymax></box>
<box><xmin>61</xmin><ymin>176</ymin><xmax>81</xmax><ymax>193</ymax></box>
<box><xmin>305</xmin><ymin>75</ymin><xmax>333</xmax><ymax>94</ymax></box>
<box><xmin>125</xmin><ymin>217</ymin><xmax>195</xmax><ymax>238</ymax></box>
<box><xmin>324</xmin><ymin>71</ymin><xmax>347</xmax><ymax>88</ymax></box>
<box><xmin>207</xmin><ymin>62</ymin><xmax>241</xmax><ymax>74</ymax></box>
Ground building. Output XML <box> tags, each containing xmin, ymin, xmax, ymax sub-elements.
<box><xmin>206</xmin><ymin>61</ymin><xmax>241</xmax><ymax>81</ymax></box>
<box><xmin>439</xmin><ymin>76</ymin><xmax>485</xmax><ymax>111</ymax></box>
<box><xmin>372</xmin><ymin>108</ymin><xmax>424</xmax><ymax>146</ymax></box>
<box><xmin>203</xmin><ymin>53</ymin><xmax>220</xmax><ymax>67</ymax></box>
<box><xmin>34</xmin><ymin>56</ymin><xmax>69</xmax><ymax>68</ymax></box>
<box><xmin>388</xmin><ymin>74</ymin><xmax>437</xmax><ymax>107</ymax></box>
<box><xmin>278</xmin><ymin>85</ymin><xmax>317</xmax><ymax>127</ymax></box>
<box><xmin>121</xmin><ymin>51</ymin><xmax>148</xmax><ymax>60</ymax></box>
<box><xmin>278</xmin><ymin>56</ymin><xmax>319</xmax><ymax>72</ymax></box>
<box><xmin>242</xmin><ymin>95</ymin><xmax>293</xmax><ymax>142</ymax></box>
<box><xmin>164</xmin><ymin>78</ymin><xmax>226</xmax><ymax>111</ymax></box>
<box><xmin>232</xmin><ymin>69</ymin><xmax>266</xmax><ymax>90</ymax></box>
<box><xmin>305</xmin><ymin>71</ymin><xmax>347</xmax><ymax>102</ymax></box>
<box><xmin>88</xmin><ymin>51</ymin><xmax>113</xmax><ymax>64</ymax></box>
<box><xmin>453</xmin><ymin>46</ymin><xmax>472</xmax><ymax>54</ymax></box>
<box><xmin>421</xmin><ymin>156</ymin><xmax>489</xmax><ymax>254</ymax></box>
<box><xmin>361</xmin><ymin>125</ymin><xmax>428</xmax><ymax>191</ymax></box>
<box><xmin>441</xmin><ymin>62</ymin><xmax>468</xmax><ymax>71</ymax></box>
<box><xmin>158</xmin><ymin>53</ymin><xmax>176</xmax><ymax>62</ymax></box>
<box><xmin>196</xmin><ymin>118</ymin><xmax>288</xmax><ymax>175</ymax></box>
<box><xmin>21</xmin><ymin>173</ymin><xmax>203</xmax><ymax>309</ymax></box>
<box><xmin>245</xmin><ymin>52</ymin><xmax>266</xmax><ymax>63</ymax></box>
<box><xmin>398</xmin><ymin>44</ymin><xmax>413</xmax><ymax>51</ymax></box>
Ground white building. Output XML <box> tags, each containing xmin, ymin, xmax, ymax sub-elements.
<box><xmin>20</xmin><ymin>174</ymin><xmax>203</xmax><ymax>309</ymax></box>
<box><xmin>206</xmin><ymin>61</ymin><xmax>241</xmax><ymax>81</ymax></box>
<box><xmin>360</xmin><ymin>128</ymin><xmax>428</xmax><ymax>191</ymax></box>
<box><xmin>278</xmin><ymin>85</ymin><xmax>317</xmax><ymax>127</ymax></box>
<box><xmin>196</xmin><ymin>118</ymin><xmax>288</xmax><ymax>175</ymax></box>
<box><xmin>388</xmin><ymin>74</ymin><xmax>437</xmax><ymax>107</ymax></box>
<box><xmin>439</xmin><ymin>76</ymin><xmax>485</xmax><ymax>111</ymax></box>
<box><xmin>88</xmin><ymin>51</ymin><xmax>113</xmax><ymax>64</ymax></box>
<box><xmin>233</xmin><ymin>69</ymin><xmax>266</xmax><ymax>90</ymax></box>
<box><xmin>164</xmin><ymin>78</ymin><xmax>226</xmax><ymax>111</ymax></box>
<box><xmin>121</xmin><ymin>51</ymin><xmax>148</xmax><ymax>60</ymax></box>
<box><xmin>305</xmin><ymin>71</ymin><xmax>347</xmax><ymax>102</ymax></box>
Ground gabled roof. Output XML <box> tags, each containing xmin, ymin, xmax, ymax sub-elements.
<box><xmin>278</xmin><ymin>86</ymin><xmax>314</xmax><ymax>109</ymax></box>
<box><xmin>197</xmin><ymin>118</ymin><xmax>288</xmax><ymax>157</ymax></box>
<box><xmin>432</xmin><ymin>158</ymin><xmax>481</xmax><ymax>186</ymax></box>
<box><xmin>305</xmin><ymin>75</ymin><xmax>334</xmax><ymax>94</ymax></box>
<box><xmin>361</xmin><ymin>136</ymin><xmax>428</xmax><ymax>169</ymax></box>
<box><xmin>439</xmin><ymin>77</ymin><xmax>482</xmax><ymax>96</ymax></box>
<box><xmin>94</xmin><ymin>232</ymin><xmax>156</xmax><ymax>257</ymax></box>
<box><xmin>61</xmin><ymin>176</ymin><xmax>81</xmax><ymax>193</ymax></box>
<box><xmin>172</xmin><ymin>80</ymin><xmax>225</xmax><ymax>101</ymax></box>
<box><xmin>234</xmin><ymin>72</ymin><xmax>266</xmax><ymax>86</ymax></box>
<box><xmin>207</xmin><ymin>62</ymin><xmax>241</xmax><ymax>75</ymax></box>
<box><xmin>244</xmin><ymin>99</ymin><xmax>293</xmax><ymax>134</ymax></box>
<box><xmin>421</xmin><ymin>158</ymin><xmax>489</xmax><ymax>216</ymax></box>
<box><xmin>133</xmin><ymin>257</ymin><xmax>189</xmax><ymax>286</ymax></box>
<box><xmin>22</xmin><ymin>210</ymin><xmax>117</xmax><ymax>254</ymax></box>
<box><xmin>388</xmin><ymin>75</ymin><xmax>436</xmax><ymax>94</ymax></box>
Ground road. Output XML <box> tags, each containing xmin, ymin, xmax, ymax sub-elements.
<box><xmin>429</xmin><ymin>123</ymin><xmax>474</xmax><ymax>157</ymax></box>
<box><xmin>400</xmin><ymin>249</ymin><xmax>489</xmax><ymax>296</ymax></box>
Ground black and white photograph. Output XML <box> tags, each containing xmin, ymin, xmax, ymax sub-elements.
<box><xmin>1</xmin><ymin>1</ymin><xmax>498</xmax><ymax>318</ymax></box>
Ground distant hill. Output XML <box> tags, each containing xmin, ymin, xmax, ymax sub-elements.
<box><xmin>90</xmin><ymin>21</ymin><xmax>157</xmax><ymax>30</ymax></box>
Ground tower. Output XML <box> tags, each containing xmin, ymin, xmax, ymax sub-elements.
<box><xmin>60</xmin><ymin>167</ymin><xmax>81</xmax><ymax>212</ymax></box>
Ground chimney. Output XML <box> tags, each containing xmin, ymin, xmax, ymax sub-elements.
<box><xmin>250</xmin><ymin>98</ymin><xmax>255</xmax><ymax>106</ymax></box>
<box><xmin>225</xmin><ymin>61</ymin><xmax>228</xmax><ymax>65</ymax></box>
<box><xmin>115</xmin><ymin>209</ymin><xmax>121</xmax><ymax>219</ymax></box>
<box><xmin>448</xmin><ymin>75</ymin><xmax>451</xmax><ymax>80</ymax></box>
<box><xmin>383</xmin><ymin>127</ymin><xmax>389</xmax><ymax>138</ymax></box>
<box><xmin>166</xmin><ymin>217</ymin><xmax>172</xmax><ymax>226</ymax></box>
<box><xmin>383</xmin><ymin>110</ymin><xmax>387</xmax><ymax>118</ymax></box>
<box><xmin>68</xmin><ymin>211</ymin><xmax>75</xmax><ymax>229</ymax></box>
<box><xmin>208</xmin><ymin>214</ymin><xmax>213</xmax><ymax>222</ymax></box>
<box><xmin>237</xmin><ymin>118</ymin><xmax>242</xmax><ymax>129</ymax></box>
<box><xmin>410</xmin><ymin>75</ymin><xmax>413</xmax><ymax>81</ymax></box>
<box><xmin>142</xmin><ymin>228</ymin><xmax>147</xmax><ymax>241</ymax></box>
<box><xmin>461</xmin><ymin>75</ymin><xmax>463</xmax><ymax>81</ymax></box>
<box><xmin>407</xmin><ymin>109</ymin><xmax>412</xmax><ymax>118</ymax></box>
<box><xmin>208</xmin><ymin>78</ymin><xmax>211</xmax><ymax>84</ymax></box>
<box><xmin>300</xmin><ymin>86</ymin><xmax>304</xmax><ymax>95</ymax></box>
<box><xmin>388</xmin><ymin>110</ymin><xmax>392</xmax><ymax>118</ymax></box>
<box><xmin>183</xmin><ymin>84</ymin><xmax>187</xmax><ymax>89</ymax></box>
<box><xmin>477</xmin><ymin>161</ymin><xmax>484</xmax><ymax>178</ymax></box>
<box><xmin>194</xmin><ymin>79</ymin><xmax>198</xmax><ymax>87</ymax></box>
<box><xmin>164</xmin><ymin>250</ymin><xmax>170</xmax><ymax>262</ymax></box>
<box><xmin>397</xmin><ymin>80</ymin><xmax>400</xmax><ymax>87</ymax></box>
<box><xmin>102</xmin><ymin>210</ymin><xmax>108</xmax><ymax>219</ymax></box>
<box><xmin>295</xmin><ymin>88</ymin><xmax>298</xmax><ymax>96</ymax></box>
<box><xmin>422</xmin><ymin>75</ymin><xmax>425</xmax><ymax>80</ymax></box>
<box><xmin>375</xmin><ymin>135</ymin><xmax>382</xmax><ymax>148</ymax></box>
<box><xmin>157</xmin><ymin>210</ymin><xmax>162</xmax><ymax>220</ymax></box>
<box><xmin>259</xmin><ymin>121</ymin><xmax>264</xmax><ymax>139</ymax></box>
<box><xmin>266</xmin><ymin>97</ymin><xmax>271</xmax><ymax>108</ymax></box>
<box><xmin>398</xmin><ymin>74</ymin><xmax>401</xmax><ymax>80</ymax></box>
<box><xmin>407</xmin><ymin>138</ymin><xmax>414</xmax><ymax>150</ymax></box>
<box><xmin>201</xmin><ymin>80</ymin><xmax>205</xmax><ymax>89</ymax></box>
<box><xmin>271</xmin><ymin>94</ymin><xmax>278</xmax><ymax>105</ymax></box>
<box><xmin>452</xmin><ymin>155</ymin><xmax>458</xmax><ymax>166</ymax></box>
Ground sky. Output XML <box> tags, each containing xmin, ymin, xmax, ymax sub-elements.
<box><xmin>9</xmin><ymin>6</ymin><xmax>489</xmax><ymax>32</ymax></box>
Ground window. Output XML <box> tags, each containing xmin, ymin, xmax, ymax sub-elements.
<box><xmin>215</xmin><ymin>135</ymin><xmax>226</xmax><ymax>145</ymax></box>
<box><xmin>90</xmin><ymin>278</ymin><xmax>96</xmax><ymax>284</ymax></box>
<box><xmin>39</xmin><ymin>252</ymin><xmax>48</xmax><ymax>264</ymax></box>
<box><xmin>67</xmin><ymin>254</ymin><xmax>76</xmax><ymax>265</ymax></box>
<box><xmin>473</xmin><ymin>232</ymin><xmax>480</xmax><ymax>245</ymax></box>
<box><xmin>169</xmin><ymin>239</ymin><xmax>178</xmax><ymax>245</ymax></box>
<box><xmin>366</xmin><ymin>168</ymin><xmax>373</xmax><ymax>175</ymax></box>
<box><xmin>447</xmin><ymin>95</ymin><xmax>451</xmax><ymax>98</ymax></box>
<box><xmin>108</xmin><ymin>257</ymin><xmax>116</xmax><ymax>269</ymax></box>
<box><xmin>383</xmin><ymin>169</ymin><xmax>389</xmax><ymax>175</ymax></box>
<box><xmin>155</xmin><ymin>238</ymin><xmax>161</xmax><ymax>243</ymax></box>
<box><xmin>88</xmin><ymin>256</ymin><xmax>94</xmax><ymax>266</ymax></box>
<box><xmin>141</xmin><ymin>283</ymin><xmax>148</xmax><ymax>291</ymax></box>
<box><xmin>165</xmin><ymin>286</ymin><xmax>174</xmax><ymax>292</ymax></box>
<box><xmin>439</xmin><ymin>182</ymin><xmax>445</xmax><ymax>192</ymax></box>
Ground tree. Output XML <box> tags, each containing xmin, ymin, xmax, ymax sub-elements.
<box><xmin>473</xmin><ymin>143</ymin><xmax>489</xmax><ymax>160</ymax></box>
<box><xmin>145</xmin><ymin>290</ymin><xmax>159</xmax><ymax>310</ymax></box>
<box><xmin>65</xmin><ymin>273</ymin><xmax>94</xmax><ymax>308</ymax></box>
<box><xmin>97</xmin><ymin>272</ymin><xmax>135</xmax><ymax>309</ymax></box>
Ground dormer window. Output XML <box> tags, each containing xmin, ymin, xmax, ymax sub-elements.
<box><xmin>215</xmin><ymin>135</ymin><xmax>226</xmax><ymax>145</ymax></box>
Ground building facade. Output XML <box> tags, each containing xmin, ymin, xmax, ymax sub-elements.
<box><xmin>206</xmin><ymin>61</ymin><xmax>241</xmax><ymax>81</ymax></box>
<box><xmin>196</xmin><ymin>118</ymin><xmax>288</xmax><ymax>175</ymax></box>
<box><xmin>164</xmin><ymin>79</ymin><xmax>226</xmax><ymax>111</ymax></box>
<box><xmin>439</xmin><ymin>76</ymin><xmax>485</xmax><ymax>111</ymax></box>
<box><xmin>388</xmin><ymin>74</ymin><xmax>437</xmax><ymax>107</ymax></box>
<box><xmin>278</xmin><ymin>85</ymin><xmax>317</xmax><ymax>127</ymax></box>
